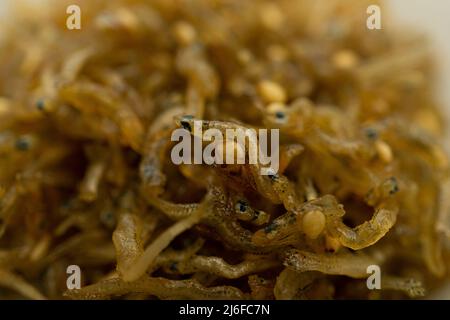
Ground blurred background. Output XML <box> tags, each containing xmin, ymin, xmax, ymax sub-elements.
<box><xmin>0</xmin><ymin>1</ymin><xmax>447</xmax><ymax>133</ymax></box>
<box><xmin>387</xmin><ymin>1</ymin><xmax>450</xmax><ymax>299</ymax></box>
<box><xmin>388</xmin><ymin>1</ymin><xmax>450</xmax><ymax>135</ymax></box>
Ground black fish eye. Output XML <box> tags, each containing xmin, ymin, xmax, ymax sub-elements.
<box><xmin>15</xmin><ymin>137</ymin><xmax>31</xmax><ymax>151</ymax></box>
<box><xmin>237</xmin><ymin>200</ymin><xmax>247</xmax><ymax>212</ymax></box>
<box><xmin>36</xmin><ymin>99</ymin><xmax>45</xmax><ymax>110</ymax></box>
<box><xmin>180</xmin><ymin>120</ymin><xmax>191</xmax><ymax>131</ymax></box>
<box><xmin>365</xmin><ymin>128</ymin><xmax>378</xmax><ymax>140</ymax></box>
<box><xmin>275</xmin><ymin>111</ymin><xmax>285</xmax><ymax>119</ymax></box>
<box><xmin>388</xmin><ymin>177</ymin><xmax>399</xmax><ymax>194</ymax></box>
<box><xmin>264</xmin><ymin>223</ymin><xmax>277</xmax><ymax>233</ymax></box>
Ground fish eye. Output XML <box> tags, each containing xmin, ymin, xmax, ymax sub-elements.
<box><xmin>236</xmin><ymin>200</ymin><xmax>247</xmax><ymax>212</ymax></box>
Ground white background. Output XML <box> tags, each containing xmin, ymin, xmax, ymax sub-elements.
<box><xmin>389</xmin><ymin>0</ymin><xmax>450</xmax><ymax>128</ymax></box>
